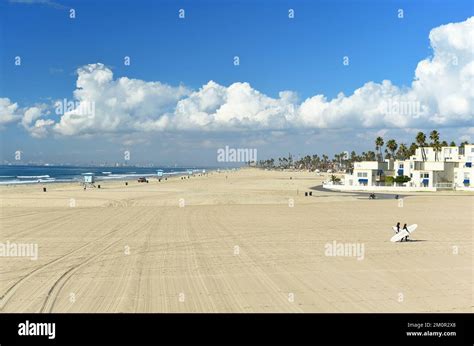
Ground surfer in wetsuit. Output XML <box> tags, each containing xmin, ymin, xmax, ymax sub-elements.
<box><xmin>402</xmin><ymin>223</ymin><xmax>409</xmax><ymax>241</ymax></box>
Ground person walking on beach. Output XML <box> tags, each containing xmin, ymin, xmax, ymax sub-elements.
<box><xmin>402</xmin><ymin>223</ymin><xmax>409</xmax><ymax>241</ymax></box>
<box><xmin>396</xmin><ymin>222</ymin><xmax>401</xmax><ymax>233</ymax></box>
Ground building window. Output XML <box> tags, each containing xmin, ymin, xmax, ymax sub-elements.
<box><xmin>357</xmin><ymin>172</ymin><xmax>368</xmax><ymax>178</ymax></box>
<box><xmin>421</xmin><ymin>173</ymin><xmax>429</xmax><ymax>187</ymax></box>
<box><xmin>463</xmin><ymin>172</ymin><xmax>470</xmax><ymax>186</ymax></box>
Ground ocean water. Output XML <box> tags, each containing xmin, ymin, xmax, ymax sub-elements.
<box><xmin>0</xmin><ymin>165</ymin><xmax>208</xmax><ymax>185</ymax></box>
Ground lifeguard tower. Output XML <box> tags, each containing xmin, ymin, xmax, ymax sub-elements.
<box><xmin>82</xmin><ymin>173</ymin><xmax>96</xmax><ymax>188</ymax></box>
<box><xmin>156</xmin><ymin>169</ymin><xmax>164</xmax><ymax>177</ymax></box>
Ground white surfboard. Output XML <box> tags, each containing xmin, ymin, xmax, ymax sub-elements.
<box><xmin>390</xmin><ymin>224</ymin><xmax>417</xmax><ymax>242</ymax></box>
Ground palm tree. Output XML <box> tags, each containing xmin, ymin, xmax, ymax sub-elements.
<box><xmin>395</xmin><ymin>143</ymin><xmax>407</xmax><ymax>160</ymax></box>
<box><xmin>416</xmin><ymin>132</ymin><xmax>427</xmax><ymax>161</ymax></box>
<box><xmin>322</xmin><ymin>154</ymin><xmax>329</xmax><ymax>170</ymax></box>
<box><xmin>304</xmin><ymin>155</ymin><xmax>311</xmax><ymax>169</ymax></box>
<box><xmin>311</xmin><ymin>154</ymin><xmax>320</xmax><ymax>170</ymax></box>
<box><xmin>339</xmin><ymin>151</ymin><xmax>346</xmax><ymax>167</ymax></box>
<box><xmin>429</xmin><ymin>130</ymin><xmax>441</xmax><ymax>161</ymax></box>
<box><xmin>408</xmin><ymin>142</ymin><xmax>418</xmax><ymax>157</ymax></box>
<box><xmin>333</xmin><ymin>153</ymin><xmax>339</xmax><ymax>171</ymax></box>
<box><xmin>386</xmin><ymin>139</ymin><xmax>398</xmax><ymax>159</ymax></box>
<box><xmin>375</xmin><ymin>136</ymin><xmax>384</xmax><ymax>162</ymax></box>
<box><xmin>350</xmin><ymin>151</ymin><xmax>357</xmax><ymax>162</ymax></box>
<box><xmin>460</xmin><ymin>141</ymin><xmax>469</xmax><ymax>154</ymax></box>
<box><xmin>366</xmin><ymin>151</ymin><xmax>376</xmax><ymax>161</ymax></box>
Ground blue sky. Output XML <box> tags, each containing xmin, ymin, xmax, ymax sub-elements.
<box><xmin>0</xmin><ymin>0</ymin><xmax>473</xmax><ymax>165</ymax></box>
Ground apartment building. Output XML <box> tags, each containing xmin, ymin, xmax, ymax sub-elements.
<box><xmin>342</xmin><ymin>145</ymin><xmax>473</xmax><ymax>191</ymax></box>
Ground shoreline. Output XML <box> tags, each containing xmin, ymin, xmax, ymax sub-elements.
<box><xmin>0</xmin><ymin>168</ymin><xmax>222</xmax><ymax>187</ymax></box>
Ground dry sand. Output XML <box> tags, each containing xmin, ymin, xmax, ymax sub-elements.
<box><xmin>0</xmin><ymin>168</ymin><xmax>472</xmax><ymax>312</ymax></box>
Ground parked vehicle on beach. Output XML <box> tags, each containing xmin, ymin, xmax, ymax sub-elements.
<box><xmin>137</xmin><ymin>177</ymin><xmax>148</xmax><ymax>183</ymax></box>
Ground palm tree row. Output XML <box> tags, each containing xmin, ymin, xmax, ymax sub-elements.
<box><xmin>256</xmin><ymin>130</ymin><xmax>470</xmax><ymax>170</ymax></box>
<box><xmin>382</xmin><ymin>130</ymin><xmax>467</xmax><ymax>162</ymax></box>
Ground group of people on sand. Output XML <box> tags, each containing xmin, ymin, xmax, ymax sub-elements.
<box><xmin>395</xmin><ymin>222</ymin><xmax>410</xmax><ymax>241</ymax></box>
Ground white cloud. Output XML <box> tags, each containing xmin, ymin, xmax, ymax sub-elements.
<box><xmin>3</xmin><ymin>17</ymin><xmax>474</xmax><ymax>138</ymax></box>
<box><xmin>29</xmin><ymin>118</ymin><xmax>55</xmax><ymax>138</ymax></box>
<box><xmin>1</xmin><ymin>98</ymin><xmax>53</xmax><ymax>137</ymax></box>
<box><xmin>8</xmin><ymin>0</ymin><xmax>67</xmax><ymax>9</ymax></box>
<box><xmin>411</xmin><ymin>17</ymin><xmax>474</xmax><ymax>124</ymax></box>
<box><xmin>21</xmin><ymin>107</ymin><xmax>42</xmax><ymax>128</ymax></box>
<box><xmin>20</xmin><ymin>105</ymin><xmax>54</xmax><ymax>138</ymax></box>
<box><xmin>173</xmin><ymin>81</ymin><xmax>297</xmax><ymax>130</ymax></box>
<box><xmin>0</xmin><ymin>98</ymin><xmax>22</xmax><ymax>126</ymax></box>
<box><xmin>53</xmin><ymin>63</ymin><xmax>190</xmax><ymax>135</ymax></box>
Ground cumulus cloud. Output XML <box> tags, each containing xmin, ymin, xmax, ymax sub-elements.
<box><xmin>299</xmin><ymin>17</ymin><xmax>474</xmax><ymax>129</ymax></box>
<box><xmin>411</xmin><ymin>17</ymin><xmax>474</xmax><ymax>124</ymax></box>
<box><xmin>28</xmin><ymin>118</ymin><xmax>55</xmax><ymax>138</ymax></box>
<box><xmin>0</xmin><ymin>98</ymin><xmax>22</xmax><ymax>126</ymax></box>
<box><xmin>53</xmin><ymin>63</ymin><xmax>190</xmax><ymax>136</ymax></box>
<box><xmin>2</xmin><ymin>17</ymin><xmax>473</xmax><ymax>138</ymax></box>
<box><xmin>173</xmin><ymin>81</ymin><xmax>297</xmax><ymax>131</ymax></box>
<box><xmin>21</xmin><ymin>107</ymin><xmax>42</xmax><ymax>128</ymax></box>
<box><xmin>21</xmin><ymin>105</ymin><xmax>54</xmax><ymax>138</ymax></box>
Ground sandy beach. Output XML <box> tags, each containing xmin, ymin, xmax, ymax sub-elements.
<box><xmin>0</xmin><ymin>168</ymin><xmax>472</xmax><ymax>313</ymax></box>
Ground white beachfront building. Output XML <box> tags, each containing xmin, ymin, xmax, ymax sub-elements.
<box><xmin>454</xmin><ymin>144</ymin><xmax>474</xmax><ymax>189</ymax></box>
<box><xmin>394</xmin><ymin>147</ymin><xmax>458</xmax><ymax>188</ymax></box>
<box><xmin>345</xmin><ymin>160</ymin><xmax>394</xmax><ymax>187</ymax></box>
<box><xmin>335</xmin><ymin>144</ymin><xmax>473</xmax><ymax>192</ymax></box>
